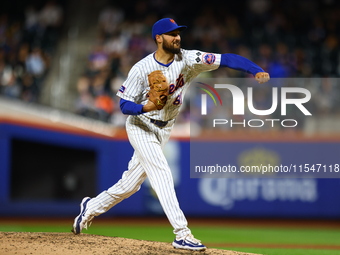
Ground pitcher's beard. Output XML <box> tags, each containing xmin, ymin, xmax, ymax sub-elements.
<box><xmin>163</xmin><ymin>40</ymin><xmax>181</xmax><ymax>54</ymax></box>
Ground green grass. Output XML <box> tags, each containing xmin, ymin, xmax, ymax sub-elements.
<box><xmin>1</xmin><ymin>221</ymin><xmax>340</xmax><ymax>255</ymax></box>
<box><xmin>193</xmin><ymin>226</ymin><xmax>340</xmax><ymax>245</ymax></box>
<box><xmin>0</xmin><ymin>225</ymin><xmax>68</xmax><ymax>233</ymax></box>
<box><xmin>220</xmin><ymin>248</ymin><xmax>340</xmax><ymax>255</ymax></box>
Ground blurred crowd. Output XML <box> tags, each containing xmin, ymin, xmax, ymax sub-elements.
<box><xmin>0</xmin><ymin>0</ymin><xmax>64</xmax><ymax>103</ymax></box>
<box><xmin>1</xmin><ymin>0</ymin><xmax>340</xmax><ymax>131</ymax></box>
<box><xmin>74</xmin><ymin>0</ymin><xmax>340</xmax><ymax>128</ymax></box>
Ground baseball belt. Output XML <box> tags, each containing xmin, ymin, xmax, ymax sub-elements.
<box><xmin>150</xmin><ymin>118</ymin><xmax>168</xmax><ymax>128</ymax></box>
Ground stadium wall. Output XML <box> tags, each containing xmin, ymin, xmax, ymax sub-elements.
<box><xmin>0</xmin><ymin>121</ymin><xmax>339</xmax><ymax>218</ymax></box>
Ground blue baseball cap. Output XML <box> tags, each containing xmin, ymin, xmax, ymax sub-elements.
<box><xmin>152</xmin><ymin>18</ymin><xmax>187</xmax><ymax>40</ymax></box>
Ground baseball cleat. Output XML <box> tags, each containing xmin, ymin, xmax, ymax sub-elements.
<box><xmin>72</xmin><ymin>197</ymin><xmax>93</xmax><ymax>235</ymax></box>
<box><xmin>172</xmin><ymin>234</ymin><xmax>207</xmax><ymax>251</ymax></box>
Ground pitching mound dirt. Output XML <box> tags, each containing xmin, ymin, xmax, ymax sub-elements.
<box><xmin>0</xmin><ymin>232</ymin><xmax>260</xmax><ymax>255</ymax></box>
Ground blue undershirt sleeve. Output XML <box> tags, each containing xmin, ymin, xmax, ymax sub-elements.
<box><xmin>120</xmin><ymin>98</ymin><xmax>144</xmax><ymax>115</ymax></box>
<box><xmin>220</xmin><ymin>53</ymin><xmax>264</xmax><ymax>76</ymax></box>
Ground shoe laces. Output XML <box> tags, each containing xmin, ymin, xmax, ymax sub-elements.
<box><xmin>83</xmin><ymin>216</ymin><xmax>94</xmax><ymax>230</ymax></box>
<box><xmin>183</xmin><ymin>234</ymin><xmax>201</xmax><ymax>244</ymax></box>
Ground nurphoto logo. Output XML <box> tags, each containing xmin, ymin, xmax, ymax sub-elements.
<box><xmin>199</xmin><ymin>83</ymin><xmax>312</xmax><ymax>128</ymax></box>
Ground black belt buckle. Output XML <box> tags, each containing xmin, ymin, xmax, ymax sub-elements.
<box><xmin>150</xmin><ymin>119</ymin><xmax>168</xmax><ymax>128</ymax></box>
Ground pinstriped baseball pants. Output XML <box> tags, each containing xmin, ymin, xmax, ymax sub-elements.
<box><xmin>86</xmin><ymin>115</ymin><xmax>191</xmax><ymax>238</ymax></box>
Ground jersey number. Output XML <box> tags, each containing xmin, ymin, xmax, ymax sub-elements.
<box><xmin>173</xmin><ymin>94</ymin><xmax>182</xmax><ymax>105</ymax></box>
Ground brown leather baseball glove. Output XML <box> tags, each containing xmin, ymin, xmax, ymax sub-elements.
<box><xmin>147</xmin><ymin>70</ymin><xmax>169</xmax><ymax>110</ymax></box>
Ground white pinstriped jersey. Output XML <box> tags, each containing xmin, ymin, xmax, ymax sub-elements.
<box><xmin>83</xmin><ymin>50</ymin><xmax>222</xmax><ymax>240</ymax></box>
<box><xmin>116</xmin><ymin>49</ymin><xmax>221</xmax><ymax>121</ymax></box>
